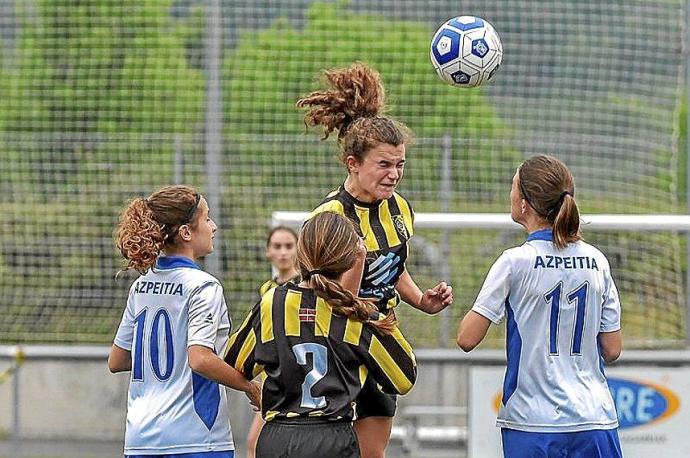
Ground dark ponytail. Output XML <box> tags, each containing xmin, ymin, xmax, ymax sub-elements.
<box><xmin>518</xmin><ymin>155</ymin><xmax>581</xmax><ymax>249</ymax></box>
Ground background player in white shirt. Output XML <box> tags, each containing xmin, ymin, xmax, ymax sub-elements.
<box><xmin>457</xmin><ymin>155</ymin><xmax>623</xmax><ymax>457</ymax></box>
<box><xmin>108</xmin><ymin>185</ymin><xmax>260</xmax><ymax>458</ymax></box>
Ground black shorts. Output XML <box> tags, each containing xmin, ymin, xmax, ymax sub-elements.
<box><xmin>256</xmin><ymin>419</ymin><xmax>360</xmax><ymax>458</ymax></box>
<box><xmin>355</xmin><ymin>376</ymin><xmax>397</xmax><ymax>419</ymax></box>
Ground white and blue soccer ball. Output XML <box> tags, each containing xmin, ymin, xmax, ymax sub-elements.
<box><xmin>430</xmin><ymin>16</ymin><xmax>503</xmax><ymax>88</ymax></box>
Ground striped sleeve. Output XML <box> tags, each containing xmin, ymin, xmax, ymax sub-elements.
<box><xmin>259</xmin><ymin>279</ymin><xmax>274</xmax><ymax>297</ymax></box>
<box><xmin>224</xmin><ymin>301</ymin><xmax>261</xmax><ymax>379</ymax></box>
<box><xmin>363</xmin><ymin>325</ymin><xmax>417</xmax><ymax>395</ymax></box>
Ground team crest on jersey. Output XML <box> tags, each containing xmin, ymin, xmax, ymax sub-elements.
<box><xmin>393</xmin><ymin>215</ymin><xmax>408</xmax><ymax>239</ymax></box>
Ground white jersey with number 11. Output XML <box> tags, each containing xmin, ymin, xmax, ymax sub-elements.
<box><xmin>472</xmin><ymin>229</ymin><xmax>620</xmax><ymax>433</ymax></box>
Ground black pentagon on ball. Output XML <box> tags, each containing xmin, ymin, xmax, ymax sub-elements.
<box><xmin>451</xmin><ymin>70</ymin><xmax>471</xmax><ymax>84</ymax></box>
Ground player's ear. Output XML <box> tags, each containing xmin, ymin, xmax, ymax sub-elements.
<box><xmin>179</xmin><ymin>224</ymin><xmax>192</xmax><ymax>242</ymax></box>
<box><xmin>346</xmin><ymin>155</ymin><xmax>359</xmax><ymax>173</ymax></box>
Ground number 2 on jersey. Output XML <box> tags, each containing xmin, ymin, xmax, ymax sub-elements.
<box><xmin>544</xmin><ymin>282</ymin><xmax>588</xmax><ymax>355</ymax></box>
<box><xmin>292</xmin><ymin>343</ymin><xmax>328</xmax><ymax>409</ymax></box>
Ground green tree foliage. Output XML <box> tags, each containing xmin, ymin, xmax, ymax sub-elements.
<box><xmin>0</xmin><ymin>1</ymin><xmax>207</xmax><ymax>343</ymax></box>
<box><xmin>0</xmin><ymin>0</ymin><xmax>205</xmax><ymax>200</ymax></box>
<box><xmin>221</xmin><ymin>1</ymin><xmax>518</xmax><ymax>217</ymax></box>
<box><xmin>224</xmin><ymin>2</ymin><xmax>504</xmax><ymax>139</ymax></box>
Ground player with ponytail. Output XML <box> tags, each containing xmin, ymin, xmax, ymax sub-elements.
<box><xmin>297</xmin><ymin>62</ymin><xmax>452</xmax><ymax>458</ymax></box>
<box><xmin>109</xmin><ymin>185</ymin><xmax>260</xmax><ymax>458</ymax></box>
<box><xmin>457</xmin><ymin>155</ymin><xmax>623</xmax><ymax>458</ymax></box>
<box><xmin>225</xmin><ymin>211</ymin><xmax>417</xmax><ymax>458</ymax></box>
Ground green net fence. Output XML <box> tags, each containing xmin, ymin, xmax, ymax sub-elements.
<box><xmin>0</xmin><ymin>0</ymin><xmax>686</xmax><ymax>347</ymax></box>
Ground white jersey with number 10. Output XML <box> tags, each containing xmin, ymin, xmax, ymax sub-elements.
<box><xmin>113</xmin><ymin>256</ymin><xmax>234</xmax><ymax>454</ymax></box>
<box><xmin>472</xmin><ymin>229</ymin><xmax>620</xmax><ymax>433</ymax></box>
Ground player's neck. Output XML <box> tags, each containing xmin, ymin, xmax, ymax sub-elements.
<box><xmin>344</xmin><ymin>175</ymin><xmax>375</xmax><ymax>203</ymax></box>
<box><xmin>276</xmin><ymin>268</ymin><xmax>298</xmax><ymax>283</ymax></box>
<box><xmin>518</xmin><ymin>208</ymin><xmax>551</xmax><ymax>234</ymax></box>
<box><xmin>524</xmin><ymin>219</ymin><xmax>551</xmax><ymax>235</ymax></box>
<box><xmin>162</xmin><ymin>246</ymin><xmax>197</xmax><ymax>262</ymax></box>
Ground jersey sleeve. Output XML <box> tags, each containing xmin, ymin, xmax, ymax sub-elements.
<box><xmin>259</xmin><ymin>279</ymin><xmax>273</xmax><ymax>297</ymax></box>
<box><xmin>308</xmin><ymin>194</ymin><xmax>345</xmax><ymax>220</ymax></box>
<box><xmin>187</xmin><ymin>281</ymin><xmax>227</xmax><ymax>350</ymax></box>
<box><xmin>471</xmin><ymin>252</ymin><xmax>512</xmax><ymax>324</ymax></box>
<box><xmin>224</xmin><ymin>300</ymin><xmax>261</xmax><ymax>380</ymax></box>
<box><xmin>113</xmin><ymin>285</ymin><xmax>137</xmax><ymax>351</ymax></box>
<box><xmin>362</xmin><ymin>325</ymin><xmax>417</xmax><ymax>395</ymax></box>
<box><xmin>600</xmin><ymin>266</ymin><xmax>622</xmax><ymax>332</ymax></box>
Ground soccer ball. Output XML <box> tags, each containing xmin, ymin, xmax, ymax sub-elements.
<box><xmin>430</xmin><ymin>16</ymin><xmax>503</xmax><ymax>88</ymax></box>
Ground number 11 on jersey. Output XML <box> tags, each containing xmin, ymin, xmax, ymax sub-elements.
<box><xmin>544</xmin><ymin>282</ymin><xmax>589</xmax><ymax>356</ymax></box>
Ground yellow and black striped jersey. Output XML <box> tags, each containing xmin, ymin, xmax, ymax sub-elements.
<box><xmin>259</xmin><ymin>274</ymin><xmax>301</xmax><ymax>297</ymax></box>
<box><xmin>224</xmin><ymin>283</ymin><xmax>417</xmax><ymax>422</ymax></box>
<box><xmin>310</xmin><ymin>186</ymin><xmax>414</xmax><ymax>313</ymax></box>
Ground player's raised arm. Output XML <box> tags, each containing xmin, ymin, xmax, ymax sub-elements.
<box><xmin>457</xmin><ymin>251</ymin><xmax>511</xmax><ymax>351</ymax></box>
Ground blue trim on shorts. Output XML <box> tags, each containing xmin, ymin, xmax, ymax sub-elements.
<box><xmin>126</xmin><ymin>451</ymin><xmax>234</xmax><ymax>458</ymax></box>
<box><xmin>501</xmin><ymin>428</ymin><xmax>622</xmax><ymax>458</ymax></box>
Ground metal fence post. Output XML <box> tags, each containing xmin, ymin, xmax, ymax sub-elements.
<box><xmin>686</xmin><ymin>0</ymin><xmax>690</xmax><ymax>347</ymax></box>
<box><xmin>12</xmin><ymin>346</ymin><xmax>22</xmax><ymax>449</ymax></box>
<box><xmin>204</xmin><ymin>0</ymin><xmax>223</xmax><ymax>276</ymax></box>
<box><xmin>439</xmin><ymin>134</ymin><xmax>452</xmax><ymax>347</ymax></box>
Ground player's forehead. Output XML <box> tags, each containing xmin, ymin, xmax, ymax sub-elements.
<box><xmin>269</xmin><ymin>230</ymin><xmax>296</xmax><ymax>245</ymax></box>
<box><xmin>364</xmin><ymin>143</ymin><xmax>406</xmax><ymax>162</ymax></box>
<box><xmin>197</xmin><ymin>196</ymin><xmax>209</xmax><ymax>215</ymax></box>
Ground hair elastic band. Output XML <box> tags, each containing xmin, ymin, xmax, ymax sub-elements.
<box><xmin>559</xmin><ymin>190</ymin><xmax>573</xmax><ymax>202</ymax></box>
<box><xmin>546</xmin><ymin>191</ymin><xmax>574</xmax><ymax>219</ymax></box>
<box><xmin>304</xmin><ymin>269</ymin><xmax>326</xmax><ymax>280</ymax></box>
<box><xmin>181</xmin><ymin>193</ymin><xmax>201</xmax><ymax>225</ymax></box>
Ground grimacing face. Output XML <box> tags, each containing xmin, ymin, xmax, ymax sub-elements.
<box><xmin>347</xmin><ymin>143</ymin><xmax>406</xmax><ymax>202</ymax></box>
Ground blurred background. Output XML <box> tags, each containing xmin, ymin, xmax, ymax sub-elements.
<box><xmin>0</xmin><ymin>1</ymin><xmax>688</xmax><ymax>457</ymax></box>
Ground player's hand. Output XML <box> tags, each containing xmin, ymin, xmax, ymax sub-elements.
<box><xmin>245</xmin><ymin>379</ymin><xmax>262</xmax><ymax>412</ymax></box>
<box><xmin>419</xmin><ymin>281</ymin><xmax>453</xmax><ymax>314</ymax></box>
<box><xmin>356</xmin><ymin>237</ymin><xmax>367</xmax><ymax>260</ymax></box>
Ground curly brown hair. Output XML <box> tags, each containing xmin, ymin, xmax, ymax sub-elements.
<box><xmin>115</xmin><ymin>185</ymin><xmax>201</xmax><ymax>274</ymax></box>
<box><xmin>298</xmin><ymin>211</ymin><xmax>396</xmax><ymax>335</ymax></box>
<box><xmin>296</xmin><ymin>62</ymin><xmax>413</xmax><ymax>166</ymax></box>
